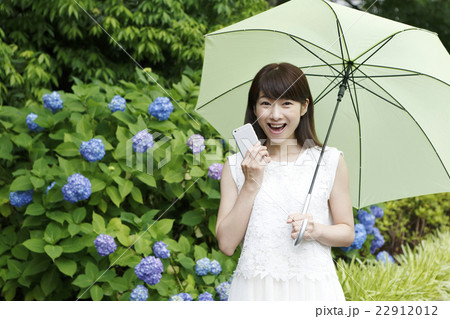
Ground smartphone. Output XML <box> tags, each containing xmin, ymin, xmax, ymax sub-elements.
<box><xmin>232</xmin><ymin>123</ymin><xmax>259</xmax><ymax>158</ymax></box>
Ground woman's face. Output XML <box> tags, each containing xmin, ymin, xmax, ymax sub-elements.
<box><xmin>254</xmin><ymin>90</ymin><xmax>308</xmax><ymax>144</ymax></box>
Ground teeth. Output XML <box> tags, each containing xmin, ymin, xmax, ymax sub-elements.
<box><xmin>270</xmin><ymin>124</ymin><xmax>285</xmax><ymax>128</ymax></box>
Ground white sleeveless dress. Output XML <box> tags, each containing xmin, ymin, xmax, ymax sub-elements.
<box><xmin>226</xmin><ymin>145</ymin><xmax>346</xmax><ymax>301</ymax></box>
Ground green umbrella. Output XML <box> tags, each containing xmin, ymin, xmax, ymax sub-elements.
<box><xmin>194</xmin><ymin>0</ymin><xmax>450</xmax><ymax>216</ymax></box>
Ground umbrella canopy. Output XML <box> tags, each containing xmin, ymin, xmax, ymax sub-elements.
<box><xmin>194</xmin><ymin>0</ymin><xmax>450</xmax><ymax>209</ymax></box>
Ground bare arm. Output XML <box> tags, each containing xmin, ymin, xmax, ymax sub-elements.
<box><xmin>215</xmin><ymin>158</ymin><xmax>259</xmax><ymax>256</ymax></box>
<box><xmin>315</xmin><ymin>154</ymin><xmax>355</xmax><ymax>247</ymax></box>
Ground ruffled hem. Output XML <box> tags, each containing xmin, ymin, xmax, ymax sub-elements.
<box><xmin>228</xmin><ymin>272</ymin><xmax>346</xmax><ymax>301</ymax></box>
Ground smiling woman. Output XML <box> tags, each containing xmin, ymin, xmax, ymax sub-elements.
<box><xmin>216</xmin><ymin>62</ymin><xmax>354</xmax><ymax>301</ymax></box>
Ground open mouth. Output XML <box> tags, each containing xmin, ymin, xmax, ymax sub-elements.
<box><xmin>267</xmin><ymin>123</ymin><xmax>287</xmax><ymax>134</ymax></box>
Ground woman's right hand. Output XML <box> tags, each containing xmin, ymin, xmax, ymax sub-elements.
<box><xmin>241</xmin><ymin>141</ymin><xmax>271</xmax><ymax>190</ymax></box>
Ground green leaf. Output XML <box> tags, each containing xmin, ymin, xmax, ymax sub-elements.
<box><xmin>22</xmin><ymin>255</ymin><xmax>50</xmax><ymax>277</ymax></box>
<box><xmin>178</xmin><ymin>235</ymin><xmax>191</xmax><ymax>254</ymax></box>
<box><xmin>92</xmin><ymin>212</ymin><xmax>106</xmax><ymax>234</ymax></box>
<box><xmin>11</xmin><ymin>133</ymin><xmax>32</xmax><ymax>148</ymax></box>
<box><xmin>106</xmin><ymin>217</ymin><xmax>122</xmax><ymax>237</ymax></box>
<box><xmin>135</xmin><ymin>173</ymin><xmax>156</xmax><ymax>187</ymax></box>
<box><xmin>55</xmin><ymin>258</ymin><xmax>77</xmax><ymax>277</ymax></box>
<box><xmin>202</xmin><ymin>275</ymin><xmax>216</xmax><ymax>285</ymax></box>
<box><xmin>194</xmin><ymin>245</ymin><xmax>208</xmax><ymax>261</ymax></box>
<box><xmin>44</xmin><ymin>222</ymin><xmax>63</xmax><ymax>244</ymax></box>
<box><xmin>55</xmin><ymin>142</ymin><xmax>80</xmax><ymax>157</ymax></box>
<box><xmin>130</xmin><ymin>187</ymin><xmax>143</xmax><ymax>204</ymax></box>
<box><xmin>162</xmin><ymin>168</ymin><xmax>185</xmax><ymax>183</ymax></box>
<box><xmin>22</xmin><ymin>238</ymin><xmax>46</xmax><ymax>253</ymax></box>
<box><xmin>177</xmin><ymin>254</ymin><xmax>195</xmax><ymax>269</ymax></box>
<box><xmin>60</xmin><ymin>236</ymin><xmax>85</xmax><ymax>253</ymax></box>
<box><xmin>10</xmin><ymin>176</ymin><xmax>33</xmax><ymax>191</ymax></box>
<box><xmin>41</xmin><ymin>268</ymin><xmax>58</xmax><ymax>295</ymax></box>
<box><xmin>44</xmin><ymin>245</ymin><xmax>63</xmax><ymax>260</ymax></box>
<box><xmin>106</xmin><ymin>186</ymin><xmax>122</xmax><ymax>207</ymax></box>
<box><xmin>155</xmin><ymin>219</ymin><xmax>174</xmax><ymax>236</ymax></box>
<box><xmin>72</xmin><ymin>207</ymin><xmax>86</xmax><ymax>224</ymax></box>
<box><xmin>90</xmin><ymin>178</ymin><xmax>106</xmax><ymax>193</ymax></box>
<box><xmin>108</xmin><ymin>277</ymin><xmax>128</xmax><ymax>292</ymax></box>
<box><xmin>181</xmin><ymin>209</ymin><xmax>203</xmax><ymax>226</ymax></box>
<box><xmin>73</xmin><ymin>274</ymin><xmax>93</xmax><ymax>288</ymax></box>
<box><xmin>119</xmin><ymin>180</ymin><xmax>133</xmax><ymax>199</ymax></box>
<box><xmin>90</xmin><ymin>285</ymin><xmax>103</xmax><ymax>301</ymax></box>
<box><xmin>189</xmin><ymin>166</ymin><xmax>204</xmax><ymax>177</ymax></box>
<box><xmin>30</xmin><ymin>176</ymin><xmax>45</xmax><ymax>188</ymax></box>
<box><xmin>25</xmin><ymin>203</ymin><xmax>45</xmax><ymax>216</ymax></box>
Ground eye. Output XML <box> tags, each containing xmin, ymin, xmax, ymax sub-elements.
<box><xmin>260</xmin><ymin>101</ymin><xmax>271</xmax><ymax>106</ymax></box>
<box><xmin>283</xmin><ymin>101</ymin><xmax>293</xmax><ymax>106</ymax></box>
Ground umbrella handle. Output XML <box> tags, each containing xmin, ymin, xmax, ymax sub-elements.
<box><xmin>293</xmin><ymin>193</ymin><xmax>312</xmax><ymax>246</ymax></box>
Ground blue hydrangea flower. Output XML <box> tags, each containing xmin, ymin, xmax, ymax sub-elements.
<box><xmin>79</xmin><ymin>138</ymin><xmax>106</xmax><ymax>162</ymax></box>
<box><xmin>45</xmin><ymin>182</ymin><xmax>56</xmax><ymax>195</ymax></box>
<box><xmin>341</xmin><ymin>223</ymin><xmax>367</xmax><ymax>251</ymax></box>
<box><xmin>26</xmin><ymin>113</ymin><xmax>44</xmax><ymax>132</ymax></box>
<box><xmin>130</xmin><ymin>285</ymin><xmax>148</xmax><ymax>301</ymax></box>
<box><xmin>153</xmin><ymin>241</ymin><xmax>170</xmax><ymax>259</ymax></box>
<box><xmin>221</xmin><ymin>139</ymin><xmax>226</xmax><ymax>149</ymax></box>
<box><xmin>208</xmin><ymin>163</ymin><xmax>223</xmax><ymax>180</ymax></box>
<box><xmin>370</xmin><ymin>227</ymin><xmax>385</xmax><ymax>254</ymax></box>
<box><xmin>187</xmin><ymin>134</ymin><xmax>205</xmax><ymax>154</ymax></box>
<box><xmin>148</xmin><ymin>97</ymin><xmax>174</xmax><ymax>121</ymax></box>
<box><xmin>42</xmin><ymin>91</ymin><xmax>63</xmax><ymax>113</ymax></box>
<box><xmin>9</xmin><ymin>190</ymin><xmax>33</xmax><ymax>208</ymax></box>
<box><xmin>169</xmin><ymin>292</ymin><xmax>192</xmax><ymax>301</ymax></box>
<box><xmin>198</xmin><ymin>291</ymin><xmax>214</xmax><ymax>301</ymax></box>
<box><xmin>216</xmin><ymin>281</ymin><xmax>231</xmax><ymax>301</ymax></box>
<box><xmin>61</xmin><ymin>173</ymin><xmax>92</xmax><ymax>203</ymax></box>
<box><xmin>169</xmin><ymin>295</ymin><xmax>184</xmax><ymax>301</ymax></box>
<box><xmin>376</xmin><ymin>251</ymin><xmax>395</xmax><ymax>265</ymax></box>
<box><xmin>93</xmin><ymin>234</ymin><xmax>117</xmax><ymax>256</ymax></box>
<box><xmin>132</xmin><ymin>130</ymin><xmax>154</xmax><ymax>153</ymax></box>
<box><xmin>357</xmin><ymin>209</ymin><xmax>375</xmax><ymax>234</ymax></box>
<box><xmin>371</xmin><ymin>205</ymin><xmax>384</xmax><ymax>218</ymax></box>
<box><xmin>135</xmin><ymin>256</ymin><xmax>163</xmax><ymax>285</ymax></box>
<box><xmin>108</xmin><ymin>95</ymin><xmax>126</xmax><ymax>113</ymax></box>
<box><xmin>195</xmin><ymin>257</ymin><xmax>211</xmax><ymax>276</ymax></box>
<box><xmin>210</xmin><ymin>259</ymin><xmax>222</xmax><ymax>275</ymax></box>
<box><xmin>228</xmin><ymin>272</ymin><xmax>234</xmax><ymax>284</ymax></box>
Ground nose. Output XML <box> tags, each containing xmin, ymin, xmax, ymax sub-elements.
<box><xmin>269</xmin><ymin>102</ymin><xmax>282</xmax><ymax>120</ymax></box>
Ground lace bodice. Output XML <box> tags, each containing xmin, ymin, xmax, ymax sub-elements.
<box><xmin>227</xmin><ymin>146</ymin><xmax>344</xmax><ymax>281</ymax></box>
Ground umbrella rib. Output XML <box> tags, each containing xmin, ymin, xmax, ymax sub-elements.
<box><xmin>289</xmin><ymin>36</ymin><xmax>341</xmax><ymax>74</ymax></box>
<box><xmin>350</xmin><ymin>36</ymin><xmax>395</xmax><ymax>77</ymax></box>
<box><xmin>312</xmin><ymin>68</ymin><xmax>346</xmax><ymax>105</ymax></box>
<box><xmin>351</xmin><ymin>74</ymin><xmax>420</xmax><ymax>79</ymax></box>
<box><xmin>349</xmin><ymin>78</ymin><xmax>405</xmax><ymax>111</ymax></box>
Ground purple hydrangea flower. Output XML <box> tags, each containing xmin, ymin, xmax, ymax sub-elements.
<box><xmin>371</xmin><ymin>205</ymin><xmax>384</xmax><ymax>218</ymax></box>
<box><xmin>135</xmin><ymin>256</ymin><xmax>164</xmax><ymax>285</ymax></box>
<box><xmin>93</xmin><ymin>234</ymin><xmax>117</xmax><ymax>256</ymax></box>
<box><xmin>26</xmin><ymin>113</ymin><xmax>44</xmax><ymax>132</ymax></box>
<box><xmin>108</xmin><ymin>95</ymin><xmax>126</xmax><ymax>113</ymax></box>
<box><xmin>61</xmin><ymin>173</ymin><xmax>92</xmax><ymax>203</ymax></box>
<box><xmin>195</xmin><ymin>257</ymin><xmax>211</xmax><ymax>276</ymax></box>
<box><xmin>45</xmin><ymin>182</ymin><xmax>56</xmax><ymax>195</ymax></box>
<box><xmin>148</xmin><ymin>97</ymin><xmax>174</xmax><ymax>121</ymax></box>
<box><xmin>153</xmin><ymin>241</ymin><xmax>170</xmax><ymax>259</ymax></box>
<box><xmin>215</xmin><ymin>281</ymin><xmax>231</xmax><ymax>301</ymax></box>
<box><xmin>79</xmin><ymin>138</ymin><xmax>106</xmax><ymax>162</ymax></box>
<box><xmin>210</xmin><ymin>259</ymin><xmax>222</xmax><ymax>275</ymax></box>
<box><xmin>370</xmin><ymin>227</ymin><xmax>385</xmax><ymax>254</ymax></box>
<box><xmin>357</xmin><ymin>209</ymin><xmax>375</xmax><ymax>234</ymax></box>
<box><xmin>376</xmin><ymin>251</ymin><xmax>395</xmax><ymax>265</ymax></box>
<box><xmin>170</xmin><ymin>292</ymin><xmax>193</xmax><ymax>301</ymax></box>
<box><xmin>187</xmin><ymin>134</ymin><xmax>205</xmax><ymax>154</ymax></box>
<box><xmin>198</xmin><ymin>291</ymin><xmax>214</xmax><ymax>301</ymax></box>
<box><xmin>208</xmin><ymin>163</ymin><xmax>223</xmax><ymax>180</ymax></box>
<box><xmin>43</xmin><ymin>91</ymin><xmax>63</xmax><ymax>113</ymax></box>
<box><xmin>132</xmin><ymin>130</ymin><xmax>154</xmax><ymax>153</ymax></box>
<box><xmin>130</xmin><ymin>285</ymin><xmax>148</xmax><ymax>301</ymax></box>
<box><xmin>9</xmin><ymin>190</ymin><xmax>33</xmax><ymax>208</ymax></box>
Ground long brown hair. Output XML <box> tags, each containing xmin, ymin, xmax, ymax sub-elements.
<box><xmin>244</xmin><ymin>62</ymin><xmax>323</xmax><ymax>149</ymax></box>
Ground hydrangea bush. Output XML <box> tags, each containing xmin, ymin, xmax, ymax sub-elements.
<box><xmin>0</xmin><ymin>73</ymin><xmax>236</xmax><ymax>301</ymax></box>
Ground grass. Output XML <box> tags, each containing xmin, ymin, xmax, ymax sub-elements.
<box><xmin>336</xmin><ymin>227</ymin><xmax>450</xmax><ymax>301</ymax></box>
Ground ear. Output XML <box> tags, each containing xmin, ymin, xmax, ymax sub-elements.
<box><xmin>300</xmin><ymin>98</ymin><xmax>309</xmax><ymax>116</ymax></box>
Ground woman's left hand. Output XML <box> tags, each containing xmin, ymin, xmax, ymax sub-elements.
<box><xmin>287</xmin><ymin>213</ymin><xmax>320</xmax><ymax>241</ymax></box>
